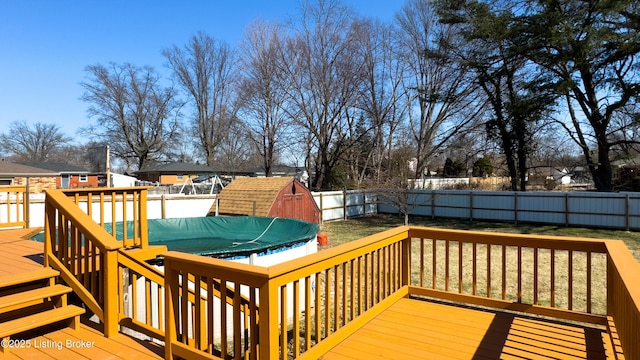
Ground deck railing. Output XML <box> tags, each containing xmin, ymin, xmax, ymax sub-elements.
<box><xmin>40</xmin><ymin>188</ymin><xmax>639</xmax><ymax>359</ymax></box>
<box><xmin>164</xmin><ymin>226</ymin><xmax>639</xmax><ymax>360</ymax></box>
<box><xmin>164</xmin><ymin>227</ymin><xmax>412</xmax><ymax>360</ymax></box>
<box><xmin>44</xmin><ymin>187</ymin><xmax>254</xmax><ymax>343</ymax></box>
<box><xmin>62</xmin><ymin>187</ymin><xmax>149</xmax><ymax>249</ymax></box>
<box><xmin>407</xmin><ymin>228</ymin><xmax>610</xmax><ymax>324</ymax></box>
<box><xmin>0</xmin><ymin>185</ymin><xmax>28</xmax><ymax>229</ymax></box>
<box><xmin>44</xmin><ymin>188</ymin><xmax>122</xmax><ymax>337</ymax></box>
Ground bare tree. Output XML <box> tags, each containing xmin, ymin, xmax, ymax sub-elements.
<box><xmin>376</xmin><ymin>144</ymin><xmax>416</xmax><ymax>225</ymax></box>
<box><xmin>215</xmin><ymin>116</ymin><xmax>254</xmax><ymax>172</ymax></box>
<box><xmin>237</xmin><ymin>20</ymin><xmax>291</xmax><ymax>177</ymax></box>
<box><xmin>283</xmin><ymin>0</ymin><xmax>366</xmax><ymax>190</ymax></box>
<box><xmin>163</xmin><ymin>32</ymin><xmax>237</xmax><ymax>166</ymax></box>
<box><xmin>356</xmin><ymin>19</ymin><xmax>408</xmax><ymax>185</ymax></box>
<box><xmin>81</xmin><ymin>63</ymin><xmax>181</xmax><ymax>171</ymax></box>
<box><xmin>0</xmin><ymin>120</ymin><xmax>71</xmax><ymax>162</ymax></box>
<box><xmin>52</xmin><ymin>142</ymin><xmax>109</xmax><ymax>172</ymax></box>
<box><xmin>395</xmin><ymin>0</ymin><xmax>481</xmax><ymax>183</ymax></box>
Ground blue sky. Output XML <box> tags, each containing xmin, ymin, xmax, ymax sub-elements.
<box><xmin>0</xmin><ymin>1</ymin><xmax>400</xmax><ymax>140</ymax></box>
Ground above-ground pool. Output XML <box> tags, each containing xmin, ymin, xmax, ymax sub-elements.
<box><xmin>142</xmin><ymin>216</ymin><xmax>319</xmax><ymax>258</ymax></box>
<box><xmin>34</xmin><ymin>216</ymin><xmax>319</xmax><ymax>260</ymax></box>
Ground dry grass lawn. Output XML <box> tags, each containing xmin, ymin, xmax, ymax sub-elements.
<box><xmin>320</xmin><ymin>214</ymin><xmax>640</xmax><ymax>315</ymax></box>
<box><xmin>320</xmin><ymin>214</ymin><xmax>640</xmax><ymax>262</ymax></box>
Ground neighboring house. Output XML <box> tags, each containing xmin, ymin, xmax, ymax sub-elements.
<box><xmin>19</xmin><ymin>162</ymin><xmax>93</xmax><ymax>189</ymax></box>
<box><xmin>550</xmin><ymin>168</ymin><xmax>572</xmax><ymax>185</ymax></box>
<box><xmin>250</xmin><ymin>165</ymin><xmax>300</xmax><ymax>177</ymax></box>
<box><xmin>135</xmin><ymin>162</ymin><xmax>218</xmax><ymax>185</ymax></box>
<box><xmin>0</xmin><ymin>160</ymin><xmax>58</xmax><ymax>193</ymax></box>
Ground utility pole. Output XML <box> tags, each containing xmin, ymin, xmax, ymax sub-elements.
<box><xmin>106</xmin><ymin>145</ymin><xmax>111</xmax><ymax>187</ymax></box>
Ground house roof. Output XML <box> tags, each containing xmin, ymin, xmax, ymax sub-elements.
<box><xmin>250</xmin><ymin>165</ymin><xmax>300</xmax><ymax>177</ymax></box>
<box><xmin>19</xmin><ymin>162</ymin><xmax>88</xmax><ymax>174</ymax></box>
<box><xmin>218</xmin><ymin>176</ymin><xmax>296</xmax><ymax>216</ymax></box>
<box><xmin>0</xmin><ymin>160</ymin><xmax>58</xmax><ymax>177</ymax></box>
<box><xmin>136</xmin><ymin>162</ymin><xmax>216</xmax><ymax>174</ymax></box>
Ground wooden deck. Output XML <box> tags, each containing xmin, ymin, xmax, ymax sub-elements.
<box><xmin>0</xmin><ymin>228</ymin><xmax>622</xmax><ymax>359</ymax></box>
<box><xmin>0</xmin><ymin>228</ymin><xmax>162</xmax><ymax>360</ymax></box>
<box><xmin>0</xmin><ymin>228</ymin><xmax>46</xmax><ymax>276</ymax></box>
<box><xmin>1</xmin><ymin>321</ymin><xmax>163</xmax><ymax>360</ymax></box>
<box><xmin>323</xmin><ymin>298</ymin><xmax>615</xmax><ymax>360</ymax></box>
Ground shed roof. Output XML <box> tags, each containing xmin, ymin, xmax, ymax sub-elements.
<box><xmin>218</xmin><ymin>177</ymin><xmax>295</xmax><ymax>216</ymax></box>
<box><xmin>0</xmin><ymin>161</ymin><xmax>58</xmax><ymax>177</ymax></box>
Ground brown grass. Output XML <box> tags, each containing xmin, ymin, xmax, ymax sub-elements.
<box><xmin>320</xmin><ymin>214</ymin><xmax>640</xmax><ymax>262</ymax></box>
<box><xmin>319</xmin><ymin>214</ymin><xmax>639</xmax><ymax>315</ymax></box>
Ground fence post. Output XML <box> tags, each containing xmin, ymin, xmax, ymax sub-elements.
<box><xmin>431</xmin><ymin>191</ymin><xmax>435</xmax><ymax>219</ymax></box>
<box><xmin>469</xmin><ymin>191</ymin><xmax>473</xmax><ymax>221</ymax></box>
<box><xmin>625</xmin><ymin>193</ymin><xmax>630</xmax><ymax>231</ymax></box>
<box><xmin>343</xmin><ymin>189</ymin><xmax>347</xmax><ymax>220</ymax></box>
<box><xmin>514</xmin><ymin>192</ymin><xmax>518</xmax><ymax>225</ymax></box>
<box><xmin>319</xmin><ymin>193</ymin><xmax>324</xmax><ymax>223</ymax></box>
<box><xmin>363</xmin><ymin>190</ymin><xmax>367</xmax><ymax>216</ymax></box>
<box><xmin>161</xmin><ymin>194</ymin><xmax>167</xmax><ymax>219</ymax></box>
<box><xmin>565</xmin><ymin>193</ymin><xmax>570</xmax><ymax>227</ymax></box>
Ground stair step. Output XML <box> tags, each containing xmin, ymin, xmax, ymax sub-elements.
<box><xmin>0</xmin><ymin>268</ymin><xmax>59</xmax><ymax>290</ymax></box>
<box><xmin>0</xmin><ymin>305</ymin><xmax>85</xmax><ymax>339</ymax></box>
<box><xmin>0</xmin><ymin>285</ymin><xmax>72</xmax><ymax>313</ymax></box>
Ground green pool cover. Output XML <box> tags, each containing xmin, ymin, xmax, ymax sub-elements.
<box><xmin>119</xmin><ymin>216</ymin><xmax>318</xmax><ymax>258</ymax></box>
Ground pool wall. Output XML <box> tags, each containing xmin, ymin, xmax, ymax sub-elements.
<box><xmin>122</xmin><ymin>236</ymin><xmax>318</xmax><ymax>342</ymax></box>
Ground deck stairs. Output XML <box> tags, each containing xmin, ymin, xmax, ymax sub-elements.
<box><xmin>0</xmin><ymin>267</ymin><xmax>85</xmax><ymax>353</ymax></box>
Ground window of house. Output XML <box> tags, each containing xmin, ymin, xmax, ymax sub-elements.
<box><xmin>177</xmin><ymin>174</ymin><xmax>183</xmax><ymax>180</ymax></box>
<box><xmin>0</xmin><ymin>179</ymin><xmax>12</xmax><ymax>186</ymax></box>
<box><xmin>79</xmin><ymin>175</ymin><xmax>88</xmax><ymax>182</ymax></box>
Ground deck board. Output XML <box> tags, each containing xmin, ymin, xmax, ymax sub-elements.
<box><xmin>322</xmin><ymin>298</ymin><xmax>614</xmax><ymax>360</ymax></box>
<box><xmin>0</xmin><ymin>229</ymin><xmax>45</xmax><ymax>277</ymax></box>
<box><xmin>6</xmin><ymin>322</ymin><xmax>163</xmax><ymax>359</ymax></box>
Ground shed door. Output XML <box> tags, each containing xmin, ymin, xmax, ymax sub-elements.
<box><xmin>282</xmin><ymin>194</ymin><xmax>303</xmax><ymax>220</ymax></box>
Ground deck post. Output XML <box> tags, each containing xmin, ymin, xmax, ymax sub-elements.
<box><xmin>24</xmin><ymin>180</ymin><xmax>30</xmax><ymax>228</ymax></box>
<box><xmin>43</xmin><ymin>200</ymin><xmax>54</xmax><ymax>268</ymax></box>
<box><xmin>103</xmin><ymin>249</ymin><xmax>119</xmax><ymax>337</ymax></box>
<box><xmin>259</xmin><ymin>277</ymin><xmax>279</xmax><ymax>359</ymax></box>
<box><xmin>401</xmin><ymin>231</ymin><xmax>411</xmax><ymax>287</ymax></box>
<box><xmin>164</xmin><ymin>258</ymin><xmax>177</xmax><ymax>359</ymax></box>
<box><xmin>139</xmin><ymin>189</ymin><xmax>148</xmax><ymax>249</ymax></box>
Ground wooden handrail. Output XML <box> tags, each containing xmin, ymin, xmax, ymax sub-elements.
<box><xmin>44</xmin><ymin>189</ymin><xmax>122</xmax><ymax>337</ymax></box>
<box><xmin>606</xmin><ymin>240</ymin><xmax>640</xmax><ymax>360</ymax></box>
<box><xmin>62</xmin><ymin>187</ymin><xmax>150</xmax><ymax>249</ymax></box>
<box><xmin>0</xmin><ymin>185</ymin><xmax>28</xmax><ymax>229</ymax></box>
<box><xmin>46</xmin><ymin>190</ymin><xmax>123</xmax><ymax>250</ymax></box>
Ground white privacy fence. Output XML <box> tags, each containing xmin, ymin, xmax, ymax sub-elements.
<box><xmin>314</xmin><ymin>189</ymin><xmax>640</xmax><ymax>231</ymax></box>
<box><xmin>7</xmin><ymin>188</ymin><xmax>640</xmax><ymax>231</ymax></box>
